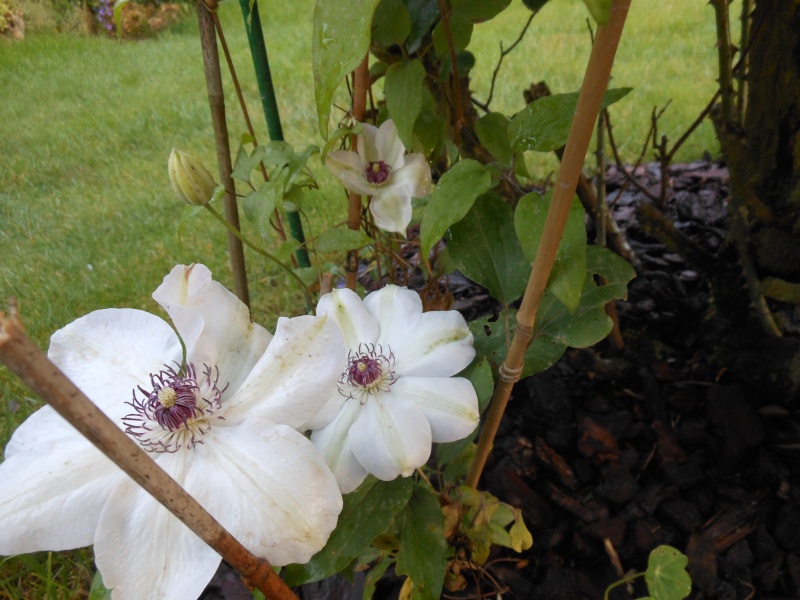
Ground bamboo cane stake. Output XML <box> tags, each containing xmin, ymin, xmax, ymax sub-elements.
<box><xmin>0</xmin><ymin>307</ymin><xmax>298</xmax><ymax>600</ymax></box>
<box><xmin>345</xmin><ymin>56</ymin><xmax>370</xmax><ymax>292</ymax></box>
<box><xmin>465</xmin><ymin>0</ymin><xmax>631</xmax><ymax>489</ymax></box>
<box><xmin>197</xmin><ymin>0</ymin><xmax>250</xmax><ymax>307</ymax></box>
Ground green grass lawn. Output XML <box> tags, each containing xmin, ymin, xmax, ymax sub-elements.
<box><xmin>0</xmin><ymin>0</ymin><xmax>718</xmax><ymax>595</ymax></box>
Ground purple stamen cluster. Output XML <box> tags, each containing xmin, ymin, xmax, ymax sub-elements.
<box><xmin>124</xmin><ymin>363</ymin><xmax>227</xmax><ymax>453</ymax></box>
<box><xmin>341</xmin><ymin>344</ymin><xmax>396</xmax><ymax>400</ymax></box>
<box><xmin>364</xmin><ymin>161</ymin><xmax>391</xmax><ymax>185</ymax></box>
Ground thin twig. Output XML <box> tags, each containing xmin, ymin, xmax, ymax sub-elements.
<box><xmin>435</xmin><ymin>0</ymin><xmax>464</xmax><ymax>142</ymax></box>
<box><xmin>481</xmin><ymin>11</ymin><xmax>537</xmax><ymax>110</ymax></box>
<box><xmin>0</xmin><ymin>308</ymin><xmax>298</xmax><ymax>600</ymax></box>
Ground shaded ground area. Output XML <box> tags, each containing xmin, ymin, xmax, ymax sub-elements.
<box><xmin>205</xmin><ymin>161</ymin><xmax>800</xmax><ymax>600</ymax></box>
<box><xmin>466</xmin><ymin>160</ymin><xmax>800</xmax><ymax>599</ymax></box>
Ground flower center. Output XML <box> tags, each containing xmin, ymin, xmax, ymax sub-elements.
<box><xmin>123</xmin><ymin>363</ymin><xmax>228</xmax><ymax>453</ymax></box>
<box><xmin>339</xmin><ymin>344</ymin><xmax>396</xmax><ymax>404</ymax></box>
<box><xmin>364</xmin><ymin>161</ymin><xmax>391</xmax><ymax>185</ymax></box>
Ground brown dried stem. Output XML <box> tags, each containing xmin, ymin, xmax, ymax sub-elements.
<box><xmin>197</xmin><ymin>0</ymin><xmax>250</xmax><ymax>306</ymax></box>
<box><xmin>466</xmin><ymin>0</ymin><xmax>631</xmax><ymax>488</ymax></box>
<box><xmin>345</xmin><ymin>56</ymin><xmax>370</xmax><ymax>292</ymax></box>
<box><xmin>711</xmin><ymin>0</ymin><xmax>735</xmax><ymax>124</ymax></box>
<box><xmin>435</xmin><ymin>0</ymin><xmax>464</xmax><ymax>141</ymax></box>
<box><xmin>0</xmin><ymin>307</ymin><xmax>298</xmax><ymax>600</ymax></box>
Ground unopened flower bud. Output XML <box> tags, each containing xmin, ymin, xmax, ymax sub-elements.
<box><xmin>168</xmin><ymin>149</ymin><xmax>217</xmax><ymax>206</ymax></box>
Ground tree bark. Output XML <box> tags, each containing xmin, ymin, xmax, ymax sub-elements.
<box><xmin>745</xmin><ymin>2</ymin><xmax>800</xmax><ymax>233</ymax></box>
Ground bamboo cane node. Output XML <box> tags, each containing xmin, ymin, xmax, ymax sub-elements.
<box><xmin>498</xmin><ymin>362</ymin><xmax>523</xmax><ymax>383</ymax></box>
<box><xmin>514</xmin><ymin>322</ymin><xmax>534</xmax><ymax>337</ymax></box>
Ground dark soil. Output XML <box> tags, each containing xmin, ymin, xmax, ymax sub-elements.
<box><xmin>204</xmin><ymin>161</ymin><xmax>800</xmax><ymax>600</ymax></box>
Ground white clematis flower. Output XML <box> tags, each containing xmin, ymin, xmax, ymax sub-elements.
<box><xmin>325</xmin><ymin>119</ymin><xmax>433</xmax><ymax>235</ymax></box>
<box><xmin>305</xmin><ymin>285</ymin><xmax>479</xmax><ymax>494</ymax></box>
<box><xmin>0</xmin><ymin>264</ymin><xmax>346</xmax><ymax>600</ymax></box>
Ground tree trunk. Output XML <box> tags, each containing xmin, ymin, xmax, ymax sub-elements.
<box><xmin>744</xmin><ymin>1</ymin><xmax>800</xmax><ymax>278</ymax></box>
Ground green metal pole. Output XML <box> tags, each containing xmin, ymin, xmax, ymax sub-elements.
<box><xmin>238</xmin><ymin>0</ymin><xmax>311</xmax><ymax>268</ymax></box>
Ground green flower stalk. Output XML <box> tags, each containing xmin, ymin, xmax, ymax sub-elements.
<box><xmin>168</xmin><ymin>149</ymin><xmax>217</xmax><ymax>207</ymax></box>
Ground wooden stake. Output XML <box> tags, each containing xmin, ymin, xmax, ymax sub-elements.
<box><xmin>197</xmin><ymin>0</ymin><xmax>250</xmax><ymax>307</ymax></box>
<box><xmin>466</xmin><ymin>0</ymin><xmax>631</xmax><ymax>489</ymax></box>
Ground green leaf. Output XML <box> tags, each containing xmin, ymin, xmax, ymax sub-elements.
<box><xmin>432</xmin><ymin>12</ymin><xmax>473</xmax><ymax>56</ymax></box>
<box><xmin>313</xmin><ymin>0</ymin><xmax>382</xmax><ymax>138</ymax></box>
<box><xmin>89</xmin><ymin>572</ymin><xmax>111</xmax><ymax>600</ymax></box>
<box><xmin>283</xmin><ymin>476</ymin><xmax>414</xmax><ymax>586</ymax></box>
<box><xmin>514</xmin><ymin>191</ymin><xmax>587</xmax><ymax>313</ymax></box>
<box><xmin>385</xmin><ymin>60</ymin><xmax>426</xmax><ymax>150</ymax></box>
<box><xmin>523</xmin><ymin>0</ymin><xmax>549</xmax><ymax>11</ymax></box>
<box><xmin>413</xmin><ymin>88</ymin><xmax>446</xmax><ymax>156</ymax></box>
<box><xmin>112</xmin><ymin>0</ymin><xmax>130</xmax><ymax>38</ymax></box>
<box><xmin>535</xmin><ymin>245</ymin><xmax>635</xmax><ymax>348</ymax></box>
<box><xmin>448</xmin><ymin>193</ymin><xmax>530</xmax><ymax>305</ymax></box>
<box><xmin>231</xmin><ymin>143</ymin><xmax>262</xmax><ymax>184</ymax></box>
<box><xmin>420</xmin><ymin>159</ymin><xmax>491</xmax><ymax>255</ymax></box>
<box><xmin>372</xmin><ymin>0</ymin><xmax>412</xmax><ymax>47</ymax></box>
<box><xmin>315</xmin><ymin>228</ymin><xmax>374</xmax><ymax>253</ymax></box>
<box><xmin>508</xmin><ymin>509</ymin><xmax>533</xmax><ymax>552</ymax></box>
<box><xmin>475</xmin><ymin>112</ymin><xmax>514</xmax><ymax>168</ymax></box>
<box><xmin>395</xmin><ymin>485</ymin><xmax>448</xmax><ymax>600</ymax></box>
<box><xmin>508</xmin><ymin>87</ymin><xmax>632</xmax><ymax>153</ymax></box>
<box><xmin>470</xmin><ymin>310</ymin><xmax>567</xmax><ymax>379</ymax></box>
<box><xmin>402</xmin><ymin>0</ymin><xmax>440</xmax><ymax>53</ymax></box>
<box><xmin>583</xmin><ymin>0</ymin><xmax>612</xmax><ymax>25</ymax></box>
<box><xmin>363</xmin><ymin>556</ymin><xmax>394</xmax><ymax>600</ymax></box>
<box><xmin>452</xmin><ymin>0</ymin><xmax>511</xmax><ymax>23</ymax></box>
<box><xmin>242</xmin><ymin>181</ymin><xmax>281</xmax><ymax>238</ymax></box>
<box><xmin>645</xmin><ymin>545</ymin><xmax>692</xmax><ymax>600</ymax></box>
<box><xmin>460</xmin><ymin>355</ymin><xmax>494</xmax><ymax>413</ymax></box>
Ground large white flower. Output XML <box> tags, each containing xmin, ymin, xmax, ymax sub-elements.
<box><xmin>0</xmin><ymin>264</ymin><xmax>345</xmax><ymax>599</ymax></box>
<box><xmin>326</xmin><ymin>119</ymin><xmax>433</xmax><ymax>235</ymax></box>
<box><xmin>305</xmin><ymin>285</ymin><xmax>479</xmax><ymax>493</ymax></box>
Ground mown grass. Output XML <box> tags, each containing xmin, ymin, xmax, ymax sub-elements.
<box><xmin>0</xmin><ymin>0</ymin><xmax>719</xmax><ymax>596</ymax></box>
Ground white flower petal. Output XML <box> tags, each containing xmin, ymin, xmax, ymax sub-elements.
<box><xmin>370</xmin><ymin>184</ymin><xmax>413</xmax><ymax>234</ymax></box>
<box><xmin>357</xmin><ymin>122</ymin><xmax>381</xmax><ymax>163</ymax></box>
<box><xmin>393</xmin><ymin>153</ymin><xmax>433</xmax><ymax>198</ymax></box>
<box><xmin>349</xmin><ymin>396</ymin><xmax>431</xmax><ymax>480</ymax></box>
<box><xmin>311</xmin><ymin>398</ymin><xmax>368</xmax><ymax>493</ymax></box>
<box><xmin>153</xmin><ymin>264</ymin><xmax>272</xmax><ymax>394</ymax></box>
<box><xmin>363</xmin><ymin>285</ymin><xmax>422</xmax><ymax>351</ymax></box>
<box><xmin>317</xmin><ymin>287</ymin><xmax>379</xmax><ymax>349</ymax></box>
<box><xmin>394</xmin><ymin>310</ymin><xmax>475</xmax><ymax>377</ymax></box>
<box><xmin>300</xmin><ymin>391</ymin><xmax>347</xmax><ymax>432</ymax></box>
<box><xmin>0</xmin><ymin>439</ymin><xmax>121</xmax><ymax>553</ymax></box>
<box><xmin>225</xmin><ymin>314</ymin><xmax>345</xmax><ymax>428</ymax></box>
<box><xmin>326</xmin><ymin>150</ymin><xmax>375</xmax><ymax>196</ymax></box>
<box><xmin>48</xmin><ymin>308</ymin><xmax>182</xmax><ymax>421</ymax></box>
<box><xmin>391</xmin><ymin>377</ymin><xmax>479</xmax><ymax>442</ymax></box>
<box><xmin>5</xmin><ymin>405</ymin><xmax>80</xmax><ymax>456</ymax></box>
<box><xmin>374</xmin><ymin>120</ymin><xmax>405</xmax><ymax>169</ymax></box>
<box><xmin>94</xmin><ymin>451</ymin><xmax>221</xmax><ymax>600</ymax></box>
<box><xmin>190</xmin><ymin>421</ymin><xmax>343</xmax><ymax>564</ymax></box>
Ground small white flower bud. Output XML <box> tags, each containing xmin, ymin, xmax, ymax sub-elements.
<box><xmin>168</xmin><ymin>149</ymin><xmax>217</xmax><ymax>206</ymax></box>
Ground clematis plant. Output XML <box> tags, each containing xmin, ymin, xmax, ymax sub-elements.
<box><xmin>303</xmin><ymin>285</ymin><xmax>480</xmax><ymax>493</ymax></box>
<box><xmin>325</xmin><ymin>119</ymin><xmax>433</xmax><ymax>235</ymax></box>
<box><xmin>0</xmin><ymin>264</ymin><xmax>346</xmax><ymax>599</ymax></box>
